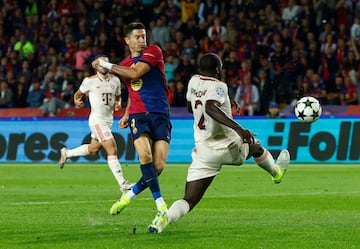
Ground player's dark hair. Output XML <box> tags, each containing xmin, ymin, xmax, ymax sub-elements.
<box><xmin>124</xmin><ymin>22</ymin><xmax>146</xmax><ymax>37</ymax></box>
<box><xmin>95</xmin><ymin>54</ymin><xmax>108</xmax><ymax>59</ymax></box>
<box><xmin>199</xmin><ymin>53</ymin><xmax>222</xmax><ymax>79</ymax></box>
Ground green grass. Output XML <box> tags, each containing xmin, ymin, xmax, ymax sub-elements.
<box><xmin>1</xmin><ymin>163</ymin><xmax>360</xmax><ymax>249</ymax></box>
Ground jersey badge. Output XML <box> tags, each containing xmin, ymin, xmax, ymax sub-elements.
<box><xmin>131</xmin><ymin>78</ymin><xmax>143</xmax><ymax>91</ymax></box>
<box><xmin>216</xmin><ymin>87</ymin><xmax>224</xmax><ymax>98</ymax></box>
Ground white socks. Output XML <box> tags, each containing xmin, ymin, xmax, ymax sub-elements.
<box><xmin>107</xmin><ymin>155</ymin><xmax>126</xmax><ymax>186</ymax></box>
<box><xmin>254</xmin><ymin>149</ymin><xmax>278</xmax><ymax>176</ymax></box>
<box><xmin>155</xmin><ymin>197</ymin><xmax>167</xmax><ymax>211</ymax></box>
<box><xmin>66</xmin><ymin>144</ymin><xmax>89</xmax><ymax>157</ymax></box>
<box><xmin>167</xmin><ymin>199</ymin><xmax>190</xmax><ymax>224</ymax></box>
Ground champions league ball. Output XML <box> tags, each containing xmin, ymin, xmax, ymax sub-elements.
<box><xmin>294</xmin><ymin>96</ymin><xmax>322</xmax><ymax>123</ymax></box>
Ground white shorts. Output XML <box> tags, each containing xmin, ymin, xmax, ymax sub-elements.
<box><xmin>187</xmin><ymin>140</ymin><xmax>249</xmax><ymax>182</ymax></box>
<box><xmin>89</xmin><ymin>123</ymin><xmax>114</xmax><ymax>143</ymax></box>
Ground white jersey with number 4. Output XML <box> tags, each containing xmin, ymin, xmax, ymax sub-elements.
<box><xmin>79</xmin><ymin>74</ymin><xmax>121</xmax><ymax>126</ymax></box>
<box><xmin>186</xmin><ymin>74</ymin><xmax>238</xmax><ymax>150</ymax></box>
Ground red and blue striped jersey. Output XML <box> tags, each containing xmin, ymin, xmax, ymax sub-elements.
<box><xmin>120</xmin><ymin>45</ymin><xmax>170</xmax><ymax>115</ymax></box>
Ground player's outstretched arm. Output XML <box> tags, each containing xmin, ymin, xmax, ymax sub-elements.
<box><xmin>74</xmin><ymin>90</ymin><xmax>84</xmax><ymax>107</ymax></box>
<box><xmin>118</xmin><ymin>97</ymin><xmax>130</xmax><ymax>128</ymax></box>
<box><xmin>205</xmin><ymin>100</ymin><xmax>254</xmax><ymax>144</ymax></box>
<box><xmin>186</xmin><ymin>101</ymin><xmax>193</xmax><ymax>113</ymax></box>
<box><xmin>97</xmin><ymin>59</ymin><xmax>150</xmax><ymax>80</ymax></box>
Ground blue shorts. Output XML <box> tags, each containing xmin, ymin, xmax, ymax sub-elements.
<box><xmin>128</xmin><ymin>113</ymin><xmax>172</xmax><ymax>143</ymax></box>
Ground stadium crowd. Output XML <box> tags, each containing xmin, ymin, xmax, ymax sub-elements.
<box><xmin>0</xmin><ymin>0</ymin><xmax>359</xmax><ymax>116</ymax></box>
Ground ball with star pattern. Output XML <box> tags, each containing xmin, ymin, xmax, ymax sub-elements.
<box><xmin>294</xmin><ymin>96</ymin><xmax>322</xmax><ymax>123</ymax></box>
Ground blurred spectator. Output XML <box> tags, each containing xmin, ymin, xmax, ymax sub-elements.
<box><xmin>180</xmin><ymin>0</ymin><xmax>199</xmax><ymax>23</ymax></box>
<box><xmin>13</xmin><ymin>83</ymin><xmax>28</xmax><ymax>108</ymax></box>
<box><xmin>207</xmin><ymin>16</ymin><xmax>226</xmax><ymax>41</ymax></box>
<box><xmin>283</xmin><ymin>48</ymin><xmax>307</xmax><ymax>102</ymax></box>
<box><xmin>223</xmin><ymin>49</ymin><xmax>240</xmax><ymax>99</ymax></box>
<box><xmin>335</xmin><ymin>37</ymin><xmax>346</xmax><ymax>66</ymax></box>
<box><xmin>91</xmin><ymin>11</ymin><xmax>113</xmax><ymax>36</ymax></box>
<box><xmin>299</xmin><ymin>76</ymin><xmax>312</xmax><ymax>97</ymax></box>
<box><xmin>254</xmin><ymin>22</ymin><xmax>270</xmax><ymax>57</ymax></box>
<box><xmin>24</xmin><ymin>0</ymin><xmax>38</xmax><ymax>18</ymax></box>
<box><xmin>17</xmin><ymin>59</ymin><xmax>33</xmax><ymax>85</ymax></box>
<box><xmin>63</xmin><ymin>34</ymin><xmax>76</xmax><ymax>66</ymax></box>
<box><xmin>174</xmin><ymin>53</ymin><xmax>197</xmax><ymax>86</ymax></box>
<box><xmin>118</xmin><ymin>0</ymin><xmax>143</xmax><ymax>24</ymax></box>
<box><xmin>326</xmin><ymin>74</ymin><xmax>346</xmax><ymax>105</ymax></box>
<box><xmin>16</xmin><ymin>75</ymin><xmax>31</xmax><ymax>94</ymax></box>
<box><xmin>56</xmin><ymin>67</ymin><xmax>76</xmax><ymax>92</ymax></box>
<box><xmin>319</xmin><ymin>22</ymin><xmax>336</xmax><ymax>44</ymax></box>
<box><xmin>253</xmin><ymin>67</ymin><xmax>274</xmax><ymax>115</ymax></box>
<box><xmin>153</xmin><ymin>1</ymin><xmax>167</xmax><ymax>19</ymax></box>
<box><xmin>74</xmin><ymin>39</ymin><xmax>91</xmax><ymax>72</ymax></box>
<box><xmin>46</xmin><ymin>0</ymin><xmax>59</xmax><ymax>21</ymax></box>
<box><xmin>41</xmin><ymin>80</ymin><xmax>61</xmax><ymax>115</ymax></box>
<box><xmin>314</xmin><ymin>0</ymin><xmax>336</xmax><ymax>35</ymax></box>
<box><xmin>198</xmin><ymin>0</ymin><xmax>219</xmax><ymax>23</ymax></box>
<box><xmin>320</xmin><ymin>33</ymin><xmax>336</xmax><ymax>54</ymax></box>
<box><xmin>167</xmin><ymin>78</ymin><xmax>176</xmax><ymax>105</ymax></box>
<box><xmin>165</xmin><ymin>0</ymin><xmax>181</xmax><ymax>26</ymax></box>
<box><xmin>57</xmin><ymin>0</ymin><xmax>75</xmax><ymax>18</ymax></box>
<box><xmin>265</xmin><ymin>101</ymin><xmax>285</xmax><ymax>118</ymax></box>
<box><xmin>26</xmin><ymin>80</ymin><xmax>44</xmax><ymax>108</ymax></box>
<box><xmin>177</xmin><ymin>17</ymin><xmax>199</xmax><ymax>40</ymax></box>
<box><xmin>335</xmin><ymin>0</ymin><xmax>351</xmax><ymax>31</ymax></box>
<box><xmin>14</xmin><ymin>33</ymin><xmax>35</xmax><ymax>60</ymax></box>
<box><xmin>206</xmin><ymin>30</ymin><xmax>224</xmax><ymax>54</ymax></box>
<box><xmin>236</xmin><ymin>32</ymin><xmax>253</xmax><ymax>61</ymax></box>
<box><xmin>182</xmin><ymin>38</ymin><xmax>196</xmax><ymax>61</ymax></box>
<box><xmin>350</xmin><ymin>16</ymin><xmax>360</xmax><ymax>41</ymax></box>
<box><xmin>343</xmin><ymin>75</ymin><xmax>358</xmax><ymax>105</ymax></box>
<box><xmin>164</xmin><ymin>55</ymin><xmax>178</xmax><ymax>82</ymax></box>
<box><xmin>309</xmin><ymin>73</ymin><xmax>328</xmax><ymax>105</ymax></box>
<box><xmin>222</xmin><ymin>19</ymin><xmax>237</xmax><ymax>45</ymax></box>
<box><xmin>35</xmin><ymin>34</ymin><xmax>49</xmax><ymax>62</ymax></box>
<box><xmin>5</xmin><ymin>70</ymin><xmax>17</xmax><ymax>93</ymax></box>
<box><xmin>337</xmin><ymin>23</ymin><xmax>349</xmax><ymax>41</ymax></box>
<box><xmin>305</xmin><ymin>40</ymin><xmax>321</xmax><ymax>73</ymax></box>
<box><xmin>238</xmin><ymin>59</ymin><xmax>251</xmax><ymax>85</ymax></box>
<box><xmin>150</xmin><ymin>16</ymin><xmax>170</xmax><ymax>49</ymax></box>
<box><xmin>282</xmin><ymin>0</ymin><xmax>301</xmax><ymax>25</ymax></box>
<box><xmin>51</xmin><ymin>82</ymin><xmax>75</xmax><ymax>115</ymax></box>
<box><xmin>0</xmin><ymin>80</ymin><xmax>13</xmax><ymax>108</ymax></box>
<box><xmin>234</xmin><ymin>74</ymin><xmax>260</xmax><ymax>116</ymax></box>
<box><xmin>319</xmin><ymin>46</ymin><xmax>339</xmax><ymax>91</ymax></box>
<box><xmin>171</xmin><ymin>80</ymin><xmax>187</xmax><ymax>107</ymax></box>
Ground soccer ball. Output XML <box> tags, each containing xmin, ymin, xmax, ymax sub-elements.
<box><xmin>294</xmin><ymin>96</ymin><xmax>322</xmax><ymax>123</ymax></box>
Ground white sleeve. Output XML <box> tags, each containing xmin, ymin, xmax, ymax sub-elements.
<box><xmin>186</xmin><ymin>77</ymin><xmax>194</xmax><ymax>102</ymax></box>
<box><xmin>79</xmin><ymin>77</ymin><xmax>90</xmax><ymax>94</ymax></box>
<box><xmin>207</xmin><ymin>83</ymin><xmax>227</xmax><ymax>105</ymax></box>
<box><xmin>115</xmin><ymin>77</ymin><xmax>121</xmax><ymax>96</ymax></box>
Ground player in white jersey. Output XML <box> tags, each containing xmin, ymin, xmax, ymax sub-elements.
<box><xmin>148</xmin><ymin>53</ymin><xmax>290</xmax><ymax>233</ymax></box>
<box><xmin>58</xmin><ymin>54</ymin><xmax>132</xmax><ymax>194</ymax></box>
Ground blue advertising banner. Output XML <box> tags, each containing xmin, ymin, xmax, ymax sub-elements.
<box><xmin>0</xmin><ymin>117</ymin><xmax>359</xmax><ymax>163</ymax></box>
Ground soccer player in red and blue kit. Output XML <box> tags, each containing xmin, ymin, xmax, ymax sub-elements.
<box><xmin>93</xmin><ymin>22</ymin><xmax>171</xmax><ymax>232</ymax></box>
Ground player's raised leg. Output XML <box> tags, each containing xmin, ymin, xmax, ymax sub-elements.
<box><xmin>59</xmin><ymin>147</ymin><xmax>68</xmax><ymax>169</ymax></box>
<box><xmin>148</xmin><ymin>177</ymin><xmax>213</xmax><ymax>233</ymax></box>
<box><xmin>272</xmin><ymin>149</ymin><xmax>290</xmax><ymax>184</ymax></box>
<box><xmin>250</xmin><ymin>141</ymin><xmax>290</xmax><ymax>183</ymax></box>
<box><xmin>58</xmin><ymin>145</ymin><xmax>90</xmax><ymax>169</ymax></box>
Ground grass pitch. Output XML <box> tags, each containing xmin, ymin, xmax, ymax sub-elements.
<box><xmin>1</xmin><ymin>163</ymin><xmax>359</xmax><ymax>249</ymax></box>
